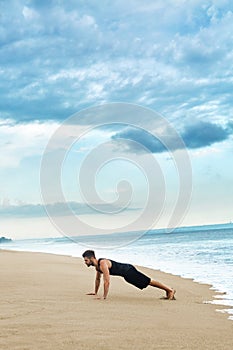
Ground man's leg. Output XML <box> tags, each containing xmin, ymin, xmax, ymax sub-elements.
<box><xmin>149</xmin><ymin>279</ymin><xmax>176</xmax><ymax>299</ymax></box>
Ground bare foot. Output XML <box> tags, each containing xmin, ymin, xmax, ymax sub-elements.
<box><xmin>166</xmin><ymin>289</ymin><xmax>176</xmax><ymax>300</ymax></box>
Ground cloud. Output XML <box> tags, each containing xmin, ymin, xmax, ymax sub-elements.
<box><xmin>0</xmin><ymin>119</ymin><xmax>60</xmax><ymax>167</ymax></box>
<box><xmin>0</xmin><ymin>0</ymin><xmax>233</xmax><ymax>125</ymax></box>
<box><xmin>112</xmin><ymin>127</ymin><xmax>166</xmax><ymax>153</ymax></box>
<box><xmin>112</xmin><ymin>121</ymin><xmax>232</xmax><ymax>153</ymax></box>
<box><xmin>1</xmin><ymin>0</ymin><xmax>233</xmax><ymax>234</ymax></box>
<box><xmin>182</xmin><ymin>121</ymin><xmax>231</xmax><ymax>149</ymax></box>
<box><xmin>0</xmin><ymin>201</ymin><xmax>135</xmax><ymax>218</ymax></box>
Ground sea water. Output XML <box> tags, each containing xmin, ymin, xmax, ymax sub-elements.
<box><xmin>1</xmin><ymin>223</ymin><xmax>233</xmax><ymax>320</ymax></box>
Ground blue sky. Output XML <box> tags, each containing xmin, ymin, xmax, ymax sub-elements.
<box><xmin>0</xmin><ymin>0</ymin><xmax>233</xmax><ymax>239</ymax></box>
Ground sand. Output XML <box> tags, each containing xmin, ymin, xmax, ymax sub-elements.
<box><xmin>0</xmin><ymin>250</ymin><xmax>232</xmax><ymax>350</ymax></box>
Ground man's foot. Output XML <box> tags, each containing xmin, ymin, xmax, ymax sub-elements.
<box><xmin>166</xmin><ymin>289</ymin><xmax>176</xmax><ymax>300</ymax></box>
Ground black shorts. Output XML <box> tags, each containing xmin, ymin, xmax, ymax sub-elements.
<box><xmin>123</xmin><ymin>266</ymin><xmax>151</xmax><ymax>289</ymax></box>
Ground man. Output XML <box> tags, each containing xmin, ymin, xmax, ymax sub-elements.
<box><xmin>82</xmin><ymin>250</ymin><xmax>176</xmax><ymax>300</ymax></box>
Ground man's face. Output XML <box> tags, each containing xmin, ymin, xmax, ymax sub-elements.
<box><xmin>84</xmin><ymin>257</ymin><xmax>94</xmax><ymax>267</ymax></box>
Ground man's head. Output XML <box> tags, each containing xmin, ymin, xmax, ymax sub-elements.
<box><xmin>82</xmin><ymin>250</ymin><xmax>96</xmax><ymax>267</ymax></box>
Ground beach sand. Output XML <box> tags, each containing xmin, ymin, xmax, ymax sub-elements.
<box><xmin>0</xmin><ymin>250</ymin><xmax>232</xmax><ymax>350</ymax></box>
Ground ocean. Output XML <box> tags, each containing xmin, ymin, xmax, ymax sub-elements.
<box><xmin>1</xmin><ymin>223</ymin><xmax>233</xmax><ymax>320</ymax></box>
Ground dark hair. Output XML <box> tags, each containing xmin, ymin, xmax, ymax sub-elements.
<box><xmin>82</xmin><ymin>250</ymin><xmax>96</xmax><ymax>259</ymax></box>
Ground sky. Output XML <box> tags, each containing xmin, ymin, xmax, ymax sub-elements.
<box><xmin>0</xmin><ymin>0</ymin><xmax>233</xmax><ymax>240</ymax></box>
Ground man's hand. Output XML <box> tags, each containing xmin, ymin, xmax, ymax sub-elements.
<box><xmin>86</xmin><ymin>293</ymin><xmax>106</xmax><ymax>300</ymax></box>
<box><xmin>94</xmin><ymin>296</ymin><xmax>107</xmax><ymax>300</ymax></box>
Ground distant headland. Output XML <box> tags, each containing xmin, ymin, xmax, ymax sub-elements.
<box><xmin>0</xmin><ymin>236</ymin><xmax>12</xmax><ymax>244</ymax></box>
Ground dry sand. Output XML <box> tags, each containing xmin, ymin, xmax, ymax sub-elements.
<box><xmin>0</xmin><ymin>250</ymin><xmax>232</xmax><ymax>350</ymax></box>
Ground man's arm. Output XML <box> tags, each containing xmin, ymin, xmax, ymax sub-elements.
<box><xmin>86</xmin><ymin>271</ymin><xmax>101</xmax><ymax>295</ymax></box>
<box><xmin>95</xmin><ymin>271</ymin><xmax>101</xmax><ymax>295</ymax></box>
<box><xmin>99</xmin><ymin>260</ymin><xmax>110</xmax><ymax>299</ymax></box>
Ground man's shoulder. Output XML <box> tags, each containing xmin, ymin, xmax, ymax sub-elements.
<box><xmin>99</xmin><ymin>258</ymin><xmax>111</xmax><ymax>268</ymax></box>
<box><xmin>99</xmin><ymin>258</ymin><xmax>110</xmax><ymax>264</ymax></box>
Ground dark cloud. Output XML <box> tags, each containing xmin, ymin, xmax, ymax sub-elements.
<box><xmin>112</xmin><ymin>127</ymin><xmax>166</xmax><ymax>153</ymax></box>
<box><xmin>0</xmin><ymin>201</ymin><xmax>130</xmax><ymax>218</ymax></box>
<box><xmin>0</xmin><ymin>203</ymin><xmax>47</xmax><ymax>217</ymax></box>
<box><xmin>1</xmin><ymin>1</ymin><xmax>233</xmax><ymax>123</ymax></box>
<box><xmin>112</xmin><ymin>121</ymin><xmax>232</xmax><ymax>153</ymax></box>
<box><xmin>182</xmin><ymin>121</ymin><xmax>230</xmax><ymax>149</ymax></box>
<box><xmin>227</xmin><ymin>121</ymin><xmax>233</xmax><ymax>131</ymax></box>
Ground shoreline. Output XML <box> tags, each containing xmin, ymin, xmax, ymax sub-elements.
<box><xmin>1</xmin><ymin>247</ymin><xmax>233</xmax><ymax>320</ymax></box>
<box><xmin>1</xmin><ymin>250</ymin><xmax>233</xmax><ymax>349</ymax></box>
<box><xmin>2</xmin><ymin>246</ymin><xmax>233</xmax><ymax>315</ymax></box>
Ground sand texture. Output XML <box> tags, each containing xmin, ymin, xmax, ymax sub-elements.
<box><xmin>0</xmin><ymin>250</ymin><xmax>232</xmax><ymax>350</ymax></box>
